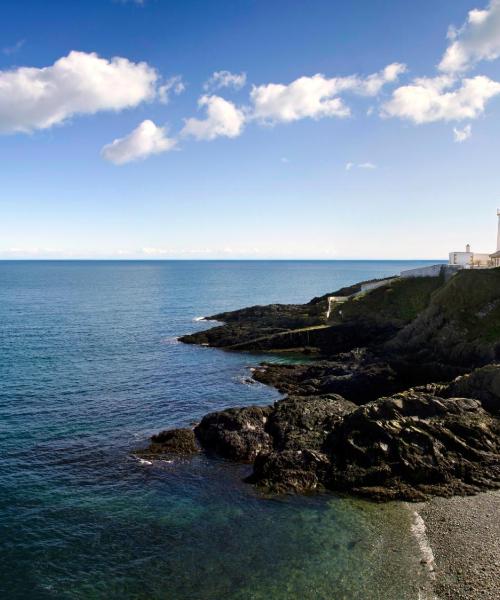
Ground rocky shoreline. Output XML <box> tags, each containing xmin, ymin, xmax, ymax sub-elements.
<box><xmin>138</xmin><ymin>269</ymin><xmax>500</xmax><ymax>502</ymax></box>
<box><xmin>135</xmin><ymin>269</ymin><xmax>500</xmax><ymax>598</ymax></box>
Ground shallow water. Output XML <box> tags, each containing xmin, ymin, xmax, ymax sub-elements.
<box><xmin>0</xmin><ymin>260</ymin><xmax>440</xmax><ymax>599</ymax></box>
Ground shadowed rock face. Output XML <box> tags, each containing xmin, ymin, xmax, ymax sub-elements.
<box><xmin>439</xmin><ymin>364</ymin><xmax>500</xmax><ymax>415</ymax></box>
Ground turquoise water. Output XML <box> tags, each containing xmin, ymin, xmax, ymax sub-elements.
<box><xmin>0</xmin><ymin>260</ymin><xmax>440</xmax><ymax>599</ymax></box>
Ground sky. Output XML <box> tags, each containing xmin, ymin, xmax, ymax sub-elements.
<box><xmin>1</xmin><ymin>0</ymin><xmax>500</xmax><ymax>259</ymax></box>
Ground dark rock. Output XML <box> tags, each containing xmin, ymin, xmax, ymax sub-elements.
<box><xmin>253</xmin><ymin>353</ymin><xmax>402</xmax><ymax>404</ymax></box>
<box><xmin>136</xmin><ymin>428</ymin><xmax>199</xmax><ymax>457</ymax></box>
<box><xmin>248</xmin><ymin>449</ymin><xmax>330</xmax><ymax>493</ymax></box>
<box><xmin>194</xmin><ymin>405</ymin><xmax>273</xmax><ymax>462</ymax></box>
<box><xmin>440</xmin><ymin>364</ymin><xmax>500</xmax><ymax>415</ymax></box>
<box><xmin>266</xmin><ymin>394</ymin><xmax>356</xmax><ymax>451</ymax></box>
<box><xmin>325</xmin><ymin>392</ymin><xmax>500</xmax><ymax>500</ymax></box>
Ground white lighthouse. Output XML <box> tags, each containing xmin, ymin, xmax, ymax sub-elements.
<box><xmin>497</xmin><ymin>209</ymin><xmax>500</xmax><ymax>252</ymax></box>
<box><xmin>492</xmin><ymin>209</ymin><xmax>500</xmax><ymax>267</ymax></box>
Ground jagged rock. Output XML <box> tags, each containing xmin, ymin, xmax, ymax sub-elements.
<box><xmin>325</xmin><ymin>392</ymin><xmax>500</xmax><ymax>500</ymax></box>
<box><xmin>137</xmin><ymin>428</ymin><xmax>199</xmax><ymax>457</ymax></box>
<box><xmin>440</xmin><ymin>364</ymin><xmax>500</xmax><ymax>415</ymax></box>
<box><xmin>266</xmin><ymin>394</ymin><xmax>356</xmax><ymax>451</ymax></box>
<box><xmin>253</xmin><ymin>355</ymin><xmax>401</xmax><ymax>404</ymax></box>
<box><xmin>194</xmin><ymin>405</ymin><xmax>273</xmax><ymax>462</ymax></box>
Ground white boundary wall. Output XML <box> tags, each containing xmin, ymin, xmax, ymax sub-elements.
<box><xmin>400</xmin><ymin>264</ymin><xmax>444</xmax><ymax>278</ymax></box>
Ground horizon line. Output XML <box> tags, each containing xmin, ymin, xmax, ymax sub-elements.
<box><xmin>0</xmin><ymin>258</ymin><xmax>448</xmax><ymax>262</ymax></box>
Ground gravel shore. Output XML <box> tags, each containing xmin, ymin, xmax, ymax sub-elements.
<box><xmin>417</xmin><ymin>491</ymin><xmax>500</xmax><ymax>600</ymax></box>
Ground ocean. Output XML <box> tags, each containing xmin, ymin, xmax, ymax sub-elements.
<box><xmin>0</xmin><ymin>260</ymin><xmax>442</xmax><ymax>599</ymax></box>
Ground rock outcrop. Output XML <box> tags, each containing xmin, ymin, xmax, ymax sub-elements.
<box><xmin>136</xmin><ymin>428</ymin><xmax>199</xmax><ymax>457</ymax></box>
<box><xmin>324</xmin><ymin>392</ymin><xmax>500</xmax><ymax>501</ymax></box>
<box><xmin>194</xmin><ymin>405</ymin><xmax>273</xmax><ymax>462</ymax></box>
<box><xmin>141</xmin><ymin>269</ymin><xmax>500</xmax><ymax>501</ymax></box>
<box><xmin>439</xmin><ymin>364</ymin><xmax>500</xmax><ymax>415</ymax></box>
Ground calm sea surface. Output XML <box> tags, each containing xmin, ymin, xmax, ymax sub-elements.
<box><xmin>0</xmin><ymin>260</ymin><xmax>441</xmax><ymax>599</ymax></box>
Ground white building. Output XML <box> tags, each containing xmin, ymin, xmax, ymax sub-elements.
<box><xmin>448</xmin><ymin>210</ymin><xmax>500</xmax><ymax>269</ymax></box>
<box><xmin>401</xmin><ymin>210</ymin><xmax>500</xmax><ymax>279</ymax></box>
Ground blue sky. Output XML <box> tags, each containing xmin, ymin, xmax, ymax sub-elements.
<box><xmin>1</xmin><ymin>0</ymin><xmax>500</xmax><ymax>259</ymax></box>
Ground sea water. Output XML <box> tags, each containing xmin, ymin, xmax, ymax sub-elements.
<box><xmin>0</xmin><ymin>260</ymin><xmax>441</xmax><ymax>599</ymax></box>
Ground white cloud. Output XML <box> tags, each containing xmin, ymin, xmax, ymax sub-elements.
<box><xmin>2</xmin><ymin>39</ymin><xmax>25</xmax><ymax>55</ymax></box>
<box><xmin>158</xmin><ymin>75</ymin><xmax>185</xmax><ymax>103</ymax></box>
<box><xmin>0</xmin><ymin>50</ymin><xmax>158</xmax><ymax>134</ymax></box>
<box><xmin>453</xmin><ymin>123</ymin><xmax>472</xmax><ymax>142</ymax></box>
<box><xmin>181</xmin><ymin>95</ymin><xmax>245</xmax><ymax>141</ymax></box>
<box><xmin>101</xmin><ymin>119</ymin><xmax>176</xmax><ymax>164</ymax></box>
<box><xmin>357</xmin><ymin>63</ymin><xmax>408</xmax><ymax>95</ymax></box>
<box><xmin>204</xmin><ymin>70</ymin><xmax>247</xmax><ymax>91</ymax></box>
<box><xmin>249</xmin><ymin>63</ymin><xmax>406</xmax><ymax>124</ymax></box>
<box><xmin>250</xmin><ymin>75</ymin><xmax>350</xmax><ymax>123</ymax></box>
<box><xmin>439</xmin><ymin>0</ymin><xmax>500</xmax><ymax>72</ymax></box>
<box><xmin>346</xmin><ymin>161</ymin><xmax>376</xmax><ymax>170</ymax></box>
<box><xmin>382</xmin><ymin>74</ymin><xmax>500</xmax><ymax>123</ymax></box>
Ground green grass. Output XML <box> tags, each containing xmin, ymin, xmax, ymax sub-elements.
<box><xmin>431</xmin><ymin>269</ymin><xmax>500</xmax><ymax>342</ymax></box>
<box><xmin>332</xmin><ymin>276</ymin><xmax>444</xmax><ymax>324</ymax></box>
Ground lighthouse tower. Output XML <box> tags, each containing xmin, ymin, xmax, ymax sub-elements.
<box><xmin>497</xmin><ymin>209</ymin><xmax>500</xmax><ymax>252</ymax></box>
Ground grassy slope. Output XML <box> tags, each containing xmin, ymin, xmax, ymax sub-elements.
<box><xmin>331</xmin><ymin>276</ymin><xmax>444</xmax><ymax>325</ymax></box>
<box><xmin>430</xmin><ymin>269</ymin><xmax>500</xmax><ymax>342</ymax></box>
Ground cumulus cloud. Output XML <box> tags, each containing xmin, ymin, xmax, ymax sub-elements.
<box><xmin>204</xmin><ymin>70</ymin><xmax>247</xmax><ymax>91</ymax></box>
<box><xmin>181</xmin><ymin>95</ymin><xmax>245</xmax><ymax>140</ymax></box>
<box><xmin>0</xmin><ymin>50</ymin><xmax>158</xmax><ymax>134</ymax></box>
<box><xmin>439</xmin><ymin>0</ymin><xmax>500</xmax><ymax>72</ymax></box>
<box><xmin>382</xmin><ymin>74</ymin><xmax>500</xmax><ymax>123</ymax></box>
<box><xmin>249</xmin><ymin>63</ymin><xmax>406</xmax><ymax>124</ymax></box>
<box><xmin>453</xmin><ymin>123</ymin><xmax>472</xmax><ymax>142</ymax></box>
<box><xmin>101</xmin><ymin>119</ymin><xmax>176</xmax><ymax>164</ymax></box>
